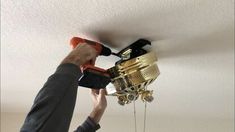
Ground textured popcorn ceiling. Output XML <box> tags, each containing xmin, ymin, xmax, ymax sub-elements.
<box><xmin>1</xmin><ymin>0</ymin><xmax>234</xmax><ymax>120</ymax></box>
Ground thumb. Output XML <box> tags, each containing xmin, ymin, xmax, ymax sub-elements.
<box><xmin>99</xmin><ymin>89</ymin><xmax>106</xmax><ymax>97</ymax></box>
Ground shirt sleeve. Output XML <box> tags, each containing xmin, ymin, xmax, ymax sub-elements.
<box><xmin>20</xmin><ymin>63</ymin><xmax>82</xmax><ymax>132</ymax></box>
<box><xmin>74</xmin><ymin>117</ymin><xmax>101</xmax><ymax>132</ymax></box>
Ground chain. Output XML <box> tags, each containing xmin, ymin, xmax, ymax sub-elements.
<box><xmin>143</xmin><ymin>101</ymin><xmax>147</xmax><ymax>132</ymax></box>
<box><xmin>133</xmin><ymin>100</ymin><xmax>137</xmax><ymax>132</ymax></box>
<box><xmin>143</xmin><ymin>86</ymin><xmax>148</xmax><ymax>132</ymax></box>
<box><xmin>133</xmin><ymin>86</ymin><xmax>148</xmax><ymax>132</ymax></box>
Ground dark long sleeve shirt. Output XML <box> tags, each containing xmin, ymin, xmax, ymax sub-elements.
<box><xmin>20</xmin><ymin>63</ymin><xmax>100</xmax><ymax>132</ymax></box>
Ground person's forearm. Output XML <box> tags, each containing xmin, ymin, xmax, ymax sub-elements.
<box><xmin>75</xmin><ymin>117</ymin><xmax>101</xmax><ymax>132</ymax></box>
<box><xmin>89</xmin><ymin>108</ymin><xmax>105</xmax><ymax>124</ymax></box>
<box><xmin>21</xmin><ymin>40</ymin><xmax>99</xmax><ymax>132</ymax></box>
<box><xmin>75</xmin><ymin>89</ymin><xmax>107</xmax><ymax>132</ymax></box>
<box><xmin>20</xmin><ymin>63</ymin><xmax>82</xmax><ymax>132</ymax></box>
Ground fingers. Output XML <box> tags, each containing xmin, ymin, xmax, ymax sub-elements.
<box><xmin>98</xmin><ymin>89</ymin><xmax>107</xmax><ymax>108</ymax></box>
<box><xmin>100</xmin><ymin>89</ymin><xmax>106</xmax><ymax>96</ymax></box>
<box><xmin>69</xmin><ymin>43</ymin><xmax>98</xmax><ymax>65</ymax></box>
<box><xmin>91</xmin><ymin>57</ymin><xmax>96</xmax><ymax>65</ymax></box>
<box><xmin>91</xmin><ymin>89</ymin><xmax>107</xmax><ymax>99</ymax></box>
<box><xmin>91</xmin><ymin>89</ymin><xmax>98</xmax><ymax>100</ymax></box>
<box><xmin>91</xmin><ymin>89</ymin><xmax>106</xmax><ymax>97</ymax></box>
<box><xmin>81</xmin><ymin>43</ymin><xmax>98</xmax><ymax>58</ymax></box>
<box><xmin>91</xmin><ymin>89</ymin><xmax>99</xmax><ymax>95</ymax></box>
<box><xmin>98</xmin><ymin>89</ymin><xmax>107</xmax><ymax>101</ymax></box>
<box><xmin>91</xmin><ymin>88</ymin><xmax>107</xmax><ymax>111</ymax></box>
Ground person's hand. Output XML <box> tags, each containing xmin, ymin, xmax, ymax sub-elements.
<box><xmin>89</xmin><ymin>89</ymin><xmax>107</xmax><ymax>124</ymax></box>
<box><xmin>61</xmin><ymin>43</ymin><xmax>97</xmax><ymax>67</ymax></box>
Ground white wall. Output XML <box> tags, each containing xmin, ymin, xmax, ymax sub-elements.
<box><xmin>1</xmin><ymin>112</ymin><xmax>234</xmax><ymax>132</ymax></box>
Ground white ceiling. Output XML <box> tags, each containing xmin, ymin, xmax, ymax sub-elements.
<box><xmin>1</xmin><ymin>0</ymin><xmax>234</xmax><ymax>120</ymax></box>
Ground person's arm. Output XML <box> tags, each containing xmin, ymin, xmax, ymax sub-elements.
<box><xmin>75</xmin><ymin>89</ymin><xmax>107</xmax><ymax>132</ymax></box>
<box><xmin>20</xmin><ymin>43</ymin><xmax>97</xmax><ymax>132</ymax></box>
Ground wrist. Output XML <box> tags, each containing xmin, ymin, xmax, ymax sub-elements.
<box><xmin>61</xmin><ymin>55</ymin><xmax>82</xmax><ymax>67</ymax></box>
<box><xmin>89</xmin><ymin>108</ymin><xmax>106</xmax><ymax>124</ymax></box>
<box><xmin>94</xmin><ymin>104</ymin><xmax>107</xmax><ymax>111</ymax></box>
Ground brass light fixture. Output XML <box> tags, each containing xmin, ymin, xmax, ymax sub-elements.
<box><xmin>106</xmin><ymin>39</ymin><xmax>160</xmax><ymax>105</ymax></box>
